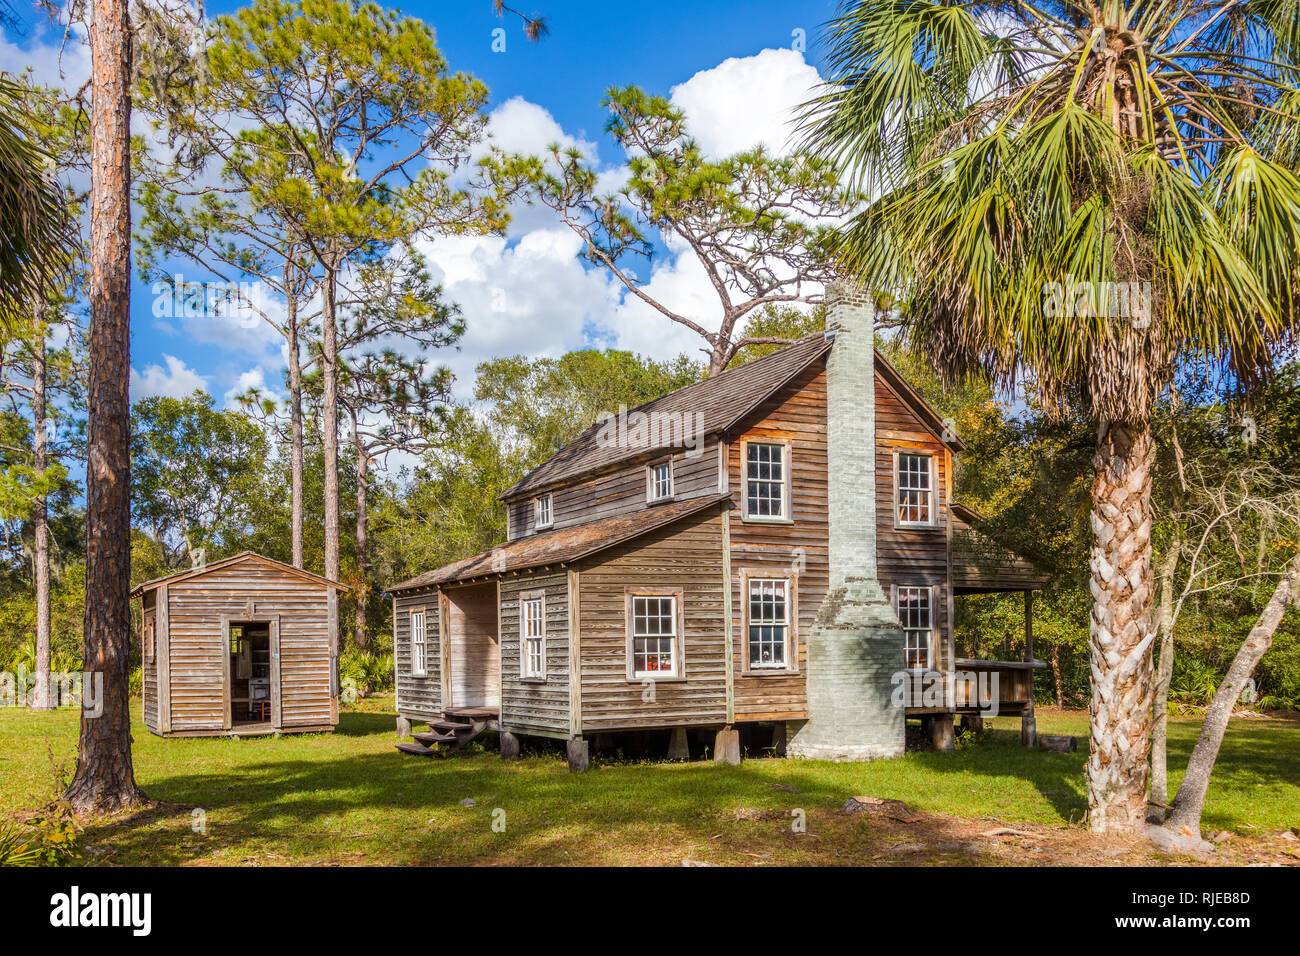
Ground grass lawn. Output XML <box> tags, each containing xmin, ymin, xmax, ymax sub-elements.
<box><xmin>1</xmin><ymin>698</ymin><xmax>1296</xmax><ymax>866</ymax></box>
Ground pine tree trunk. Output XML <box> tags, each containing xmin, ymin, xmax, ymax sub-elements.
<box><xmin>352</xmin><ymin>410</ymin><xmax>368</xmax><ymax>650</ymax></box>
<box><xmin>1149</xmin><ymin>539</ymin><xmax>1180</xmax><ymax>819</ymax></box>
<box><xmin>1166</xmin><ymin>552</ymin><xmax>1300</xmax><ymax>835</ymax></box>
<box><xmin>64</xmin><ymin>0</ymin><xmax>145</xmax><ymax>812</ymax></box>
<box><xmin>321</xmin><ymin>264</ymin><xmax>339</xmax><ymax>584</ymax></box>
<box><xmin>285</xmin><ymin>270</ymin><xmax>305</xmax><ymax>569</ymax></box>
<box><xmin>31</xmin><ymin>326</ymin><xmax>51</xmax><ymax>711</ymax></box>
<box><xmin>1086</xmin><ymin>419</ymin><xmax>1155</xmax><ymax>834</ymax></box>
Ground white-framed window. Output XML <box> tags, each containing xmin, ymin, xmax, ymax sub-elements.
<box><xmin>628</xmin><ymin>592</ymin><xmax>681</xmax><ymax>678</ymax></box>
<box><xmin>747</xmin><ymin>577</ymin><xmax>791</xmax><ymax>670</ymax></box>
<box><xmin>896</xmin><ymin>452</ymin><xmax>935</xmax><ymax>526</ymax></box>
<box><xmin>895</xmin><ymin>586</ymin><xmax>933</xmax><ymax>671</ymax></box>
<box><xmin>534</xmin><ymin>493</ymin><xmax>553</xmax><ymax>530</ymax></box>
<box><xmin>520</xmin><ymin>592</ymin><xmax>546</xmax><ymax>680</ymax></box>
<box><xmin>647</xmin><ymin>459</ymin><xmax>674</xmax><ymax>502</ymax></box>
<box><xmin>745</xmin><ymin>441</ymin><xmax>788</xmax><ymax>519</ymax></box>
<box><xmin>410</xmin><ymin>607</ymin><xmax>428</xmax><ymax>677</ymax></box>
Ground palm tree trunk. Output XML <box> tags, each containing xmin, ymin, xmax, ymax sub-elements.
<box><xmin>1086</xmin><ymin>419</ymin><xmax>1155</xmax><ymax>834</ymax></box>
<box><xmin>352</xmin><ymin>409</ymin><xmax>368</xmax><ymax>650</ymax></box>
<box><xmin>1166</xmin><ymin>552</ymin><xmax>1300</xmax><ymax>835</ymax></box>
<box><xmin>31</xmin><ymin>322</ymin><xmax>51</xmax><ymax>711</ymax></box>
<box><xmin>284</xmin><ymin>265</ymin><xmax>304</xmax><ymax>569</ymax></box>
<box><xmin>1149</xmin><ymin>537</ymin><xmax>1180</xmax><ymax>819</ymax></box>
<box><xmin>64</xmin><ymin>0</ymin><xmax>145</xmax><ymax>812</ymax></box>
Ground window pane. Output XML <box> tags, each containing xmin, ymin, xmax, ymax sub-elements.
<box><xmin>748</xmin><ymin>579</ymin><xmax>788</xmax><ymax>667</ymax></box>
<box><xmin>632</xmin><ymin>595</ymin><xmax>677</xmax><ymax>675</ymax></box>
<box><xmin>897</xmin><ymin>454</ymin><xmax>933</xmax><ymax>523</ymax></box>
<box><xmin>897</xmin><ymin>587</ymin><xmax>932</xmax><ymax>670</ymax></box>
<box><xmin>746</xmin><ymin>444</ymin><xmax>786</xmax><ymax>518</ymax></box>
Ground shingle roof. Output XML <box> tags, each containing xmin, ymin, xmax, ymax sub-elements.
<box><xmin>389</xmin><ymin>493</ymin><xmax>732</xmax><ymax>592</ymax></box>
<box><xmin>949</xmin><ymin>504</ymin><xmax>1048</xmax><ymax>591</ymax></box>
<box><xmin>130</xmin><ymin>551</ymin><xmax>351</xmax><ymax>598</ymax></box>
<box><xmin>502</xmin><ymin>333</ymin><xmax>834</xmax><ymax>499</ymax></box>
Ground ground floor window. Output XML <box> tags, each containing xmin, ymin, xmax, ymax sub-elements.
<box><xmin>747</xmin><ymin>577</ymin><xmax>790</xmax><ymax>670</ymax></box>
<box><xmin>410</xmin><ymin>607</ymin><xmax>427</xmax><ymax>677</ymax></box>
<box><xmin>521</xmin><ymin>592</ymin><xmax>546</xmax><ymax>679</ymax></box>
<box><xmin>628</xmin><ymin>592</ymin><xmax>681</xmax><ymax>678</ymax></box>
<box><xmin>895</xmin><ymin>586</ymin><xmax>933</xmax><ymax>671</ymax></box>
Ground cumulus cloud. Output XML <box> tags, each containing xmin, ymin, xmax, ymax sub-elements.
<box><xmin>130</xmin><ymin>355</ymin><xmax>208</xmax><ymax>402</ymax></box>
<box><xmin>669</xmin><ymin>48</ymin><xmax>823</xmax><ymax>159</ymax></box>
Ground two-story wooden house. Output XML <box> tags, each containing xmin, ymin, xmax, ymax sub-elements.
<box><xmin>389</xmin><ymin>284</ymin><xmax>1045</xmax><ymax>768</ymax></box>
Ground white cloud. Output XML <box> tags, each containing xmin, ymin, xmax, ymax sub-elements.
<box><xmin>222</xmin><ymin>367</ymin><xmax>279</xmax><ymax>409</ymax></box>
<box><xmin>130</xmin><ymin>355</ymin><xmax>208</xmax><ymax>402</ymax></box>
<box><xmin>669</xmin><ymin>48</ymin><xmax>823</xmax><ymax>159</ymax></box>
<box><xmin>483</xmin><ymin>96</ymin><xmax>598</xmax><ymax>161</ymax></box>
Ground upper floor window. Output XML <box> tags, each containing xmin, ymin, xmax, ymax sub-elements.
<box><xmin>745</xmin><ymin>442</ymin><xmax>788</xmax><ymax>520</ymax></box>
<box><xmin>896</xmin><ymin>453</ymin><xmax>935</xmax><ymax>526</ymax></box>
<box><xmin>895</xmin><ymin>586</ymin><xmax>933</xmax><ymax>671</ymax></box>
<box><xmin>647</xmin><ymin>459</ymin><xmax>674</xmax><ymax>502</ymax></box>
<box><xmin>410</xmin><ymin>607</ymin><xmax>428</xmax><ymax>677</ymax></box>
<box><xmin>520</xmin><ymin>592</ymin><xmax>546</xmax><ymax>680</ymax></box>
<box><xmin>628</xmin><ymin>592</ymin><xmax>681</xmax><ymax>679</ymax></box>
<box><xmin>747</xmin><ymin>577</ymin><xmax>791</xmax><ymax>670</ymax></box>
<box><xmin>534</xmin><ymin>494</ymin><xmax>553</xmax><ymax>530</ymax></box>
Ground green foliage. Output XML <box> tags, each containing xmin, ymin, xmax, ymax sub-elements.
<box><xmin>130</xmin><ymin>391</ymin><xmax>270</xmax><ymax>569</ymax></box>
<box><xmin>338</xmin><ymin>647</ymin><xmax>393</xmax><ymax>699</ymax></box>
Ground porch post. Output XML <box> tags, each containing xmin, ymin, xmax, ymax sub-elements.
<box><xmin>1021</xmin><ymin>590</ymin><xmax>1037</xmax><ymax>748</ymax></box>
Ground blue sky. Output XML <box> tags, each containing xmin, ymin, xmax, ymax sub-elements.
<box><xmin>4</xmin><ymin>0</ymin><xmax>843</xmax><ymax>414</ymax></box>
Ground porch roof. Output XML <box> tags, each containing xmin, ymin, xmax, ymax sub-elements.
<box><xmin>389</xmin><ymin>492</ymin><xmax>733</xmax><ymax>592</ymax></box>
<box><xmin>949</xmin><ymin>504</ymin><xmax>1050</xmax><ymax>592</ymax></box>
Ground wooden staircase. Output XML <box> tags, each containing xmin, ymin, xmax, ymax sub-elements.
<box><xmin>396</xmin><ymin>707</ymin><xmax>499</xmax><ymax>757</ymax></box>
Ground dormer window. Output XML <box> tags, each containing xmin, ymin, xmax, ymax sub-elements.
<box><xmin>533</xmin><ymin>494</ymin><xmax>553</xmax><ymax>530</ymax></box>
<box><xmin>647</xmin><ymin>459</ymin><xmax>674</xmax><ymax>503</ymax></box>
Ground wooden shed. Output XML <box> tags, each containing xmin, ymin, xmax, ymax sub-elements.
<box><xmin>132</xmin><ymin>552</ymin><xmax>349</xmax><ymax>738</ymax></box>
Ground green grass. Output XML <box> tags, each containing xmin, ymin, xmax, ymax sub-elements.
<box><xmin>0</xmin><ymin>699</ymin><xmax>1295</xmax><ymax>865</ymax></box>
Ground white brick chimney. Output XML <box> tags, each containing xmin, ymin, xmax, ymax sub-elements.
<box><xmin>787</xmin><ymin>282</ymin><xmax>906</xmax><ymax>760</ymax></box>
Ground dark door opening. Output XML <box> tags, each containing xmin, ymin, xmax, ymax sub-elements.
<box><xmin>230</xmin><ymin>621</ymin><xmax>272</xmax><ymax>727</ymax></box>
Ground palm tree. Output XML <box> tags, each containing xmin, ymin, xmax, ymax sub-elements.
<box><xmin>0</xmin><ymin>77</ymin><xmax>70</xmax><ymax>328</ymax></box>
<box><xmin>804</xmin><ymin>0</ymin><xmax>1300</xmax><ymax>833</ymax></box>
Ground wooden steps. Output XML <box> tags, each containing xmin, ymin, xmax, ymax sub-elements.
<box><xmin>395</xmin><ymin>707</ymin><xmax>500</xmax><ymax>758</ymax></box>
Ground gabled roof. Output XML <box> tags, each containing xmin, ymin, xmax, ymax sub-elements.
<box><xmin>389</xmin><ymin>493</ymin><xmax>732</xmax><ymax>592</ymax></box>
<box><xmin>873</xmin><ymin>348</ymin><xmax>967</xmax><ymax>452</ymax></box>
<box><xmin>130</xmin><ymin>551</ymin><xmax>351</xmax><ymax>598</ymax></box>
<box><xmin>949</xmin><ymin>504</ymin><xmax>1048</xmax><ymax>592</ymax></box>
<box><xmin>502</xmin><ymin>333</ymin><xmax>834</xmax><ymax>499</ymax></box>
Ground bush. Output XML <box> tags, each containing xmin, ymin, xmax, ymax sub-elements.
<box><xmin>338</xmin><ymin>648</ymin><xmax>394</xmax><ymax>699</ymax></box>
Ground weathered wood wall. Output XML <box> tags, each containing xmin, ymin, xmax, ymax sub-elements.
<box><xmin>505</xmin><ymin>440</ymin><xmax>722</xmax><ymax>539</ymax></box>
<box><xmin>445</xmin><ymin>583</ymin><xmax>499</xmax><ymax>709</ymax></box>
<box><xmin>393</xmin><ymin>586</ymin><xmax>442</xmax><ymax>720</ymax></box>
<box><xmin>874</xmin><ymin>370</ymin><xmax>953</xmax><ymax>675</ymax></box>
<box><xmin>724</xmin><ymin>363</ymin><xmax>828</xmax><ymax>722</ymax></box>
<box><xmin>576</xmin><ymin>507</ymin><xmax>728</xmax><ymax>732</ymax></box>
<box><xmin>141</xmin><ymin>591</ymin><xmax>158</xmax><ymax>733</ymax></box>
<box><xmin>498</xmin><ymin>569</ymin><xmax>571</xmax><ymax>737</ymax></box>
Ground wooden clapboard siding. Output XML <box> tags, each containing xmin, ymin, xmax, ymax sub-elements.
<box><xmin>141</xmin><ymin>592</ymin><xmax>158</xmax><ymax>733</ymax></box>
<box><xmin>875</xmin><ymin>370</ymin><xmax>953</xmax><ymax>672</ymax></box>
<box><xmin>725</xmin><ymin>363</ymin><xmax>827</xmax><ymax>722</ymax></box>
<box><xmin>445</xmin><ymin>582</ymin><xmax>499</xmax><ymax>709</ymax></box>
<box><xmin>499</xmin><ymin>569</ymin><xmax>570</xmax><ymax>736</ymax></box>
<box><xmin>576</xmin><ymin>506</ymin><xmax>727</xmax><ymax>731</ymax></box>
<box><xmin>393</xmin><ymin>586</ymin><xmax>442</xmax><ymax>719</ymax></box>
<box><xmin>165</xmin><ymin>562</ymin><xmax>336</xmax><ymax>731</ymax></box>
<box><xmin>505</xmin><ymin>439</ymin><xmax>721</xmax><ymax>540</ymax></box>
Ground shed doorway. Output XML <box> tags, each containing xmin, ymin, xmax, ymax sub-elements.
<box><xmin>444</xmin><ymin>583</ymin><xmax>500</xmax><ymax>711</ymax></box>
<box><xmin>229</xmin><ymin>621</ymin><xmax>275</xmax><ymax>729</ymax></box>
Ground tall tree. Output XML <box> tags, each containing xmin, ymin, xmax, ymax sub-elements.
<box><xmin>807</xmin><ymin>0</ymin><xmax>1300</xmax><ymax>833</ymax></box>
<box><xmin>64</xmin><ymin>0</ymin><xmax>145</xmax><ymax>811</ymax></box>
<box><xmin>160</xmin><ymin>0</ymin><xmax>513</xmax><ymax>590</ymax></box>
<box><xmin>522</xmin><ymin>87</ymin><xmax>862</xmax><ymax>375</ymax></box>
